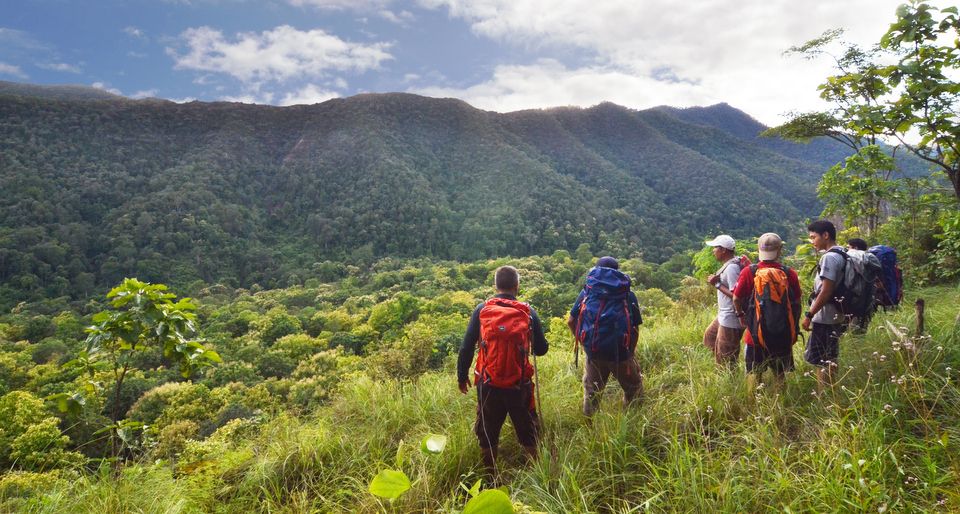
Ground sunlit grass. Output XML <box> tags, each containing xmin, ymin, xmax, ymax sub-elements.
<box><xmin>18</xmin><ymin>284</ymin><xmax>960</xmax><ymax>512</ymax></box>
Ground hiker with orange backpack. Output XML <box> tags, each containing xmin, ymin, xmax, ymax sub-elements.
<box><xmin>703</xmin><ymin>235</ymin><xmax>748</xmax><ymax>368</ymax></box>
<box><xmin>457</xmin><ymin>265</ymin><xmax>548</xmax><ymax>474</ymax></box>
<box><xmin>567</xmin><ymin>256</ymin><xmax>643</xmax><ymax>417</ymax></box>
<box><xmin>732</xmin><ymin>233</ymin><xmax>803</xmax><ymax>392</ymax></box>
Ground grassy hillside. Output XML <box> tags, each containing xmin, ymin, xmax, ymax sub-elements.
<box><xmin>4</xmin><ymin>280</ymin><xmax>957</xmax><ymax>513</ymax></box>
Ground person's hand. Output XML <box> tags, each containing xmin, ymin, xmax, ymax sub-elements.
<box><xmin>458</xmin><ymin>380</ymin><xmax>471</xmax><ymax>394</ymax></box>
<box><xmin>801</xmin><ymin>316</ymin><xmax>812</xmax><ymax>332</ymax></box>
<box><xmin>707</xmin><ymin>274</ymin><xmax>719</xmax><ymax>285</ymax></box>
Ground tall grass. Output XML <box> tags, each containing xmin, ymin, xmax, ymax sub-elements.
<box><xmin>16</xmin><ymin>285</ymin><xmax>960</xmax><ymax>513</ymax></box>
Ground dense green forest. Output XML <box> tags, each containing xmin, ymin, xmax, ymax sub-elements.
<box><xmin>0</xmin><ymin>248</ymin><xmax>958</xmax><ymax>512</ymax></box>
<box><xmin>1</xmin><ymin>85</ymin><xmax>887</xmax><ymax>312</ymax></box>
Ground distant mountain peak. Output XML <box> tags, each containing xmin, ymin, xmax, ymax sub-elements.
<box><xmin>0</xmin><ymin>80</ymin><xmax>124</xmax><ymax>101</ymax></box>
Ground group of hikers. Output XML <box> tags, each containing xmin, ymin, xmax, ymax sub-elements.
<box><xmin>456</xmin><ymin>219</ymin><xmax>904</xmax><ymax>474</ymax></box>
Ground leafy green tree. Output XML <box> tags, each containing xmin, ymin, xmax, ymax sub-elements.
<box><xmin>818</xmin><ymin>146</ymin><xmax>898</xmax><ymax>236</ymax></box>
<box><xmin>55</xmin><ymin>279</ymin><xmax>221</xmax><ymax>457</ymax></box>
<box><xmin>0</xmin><ymin>391</ymin><xmax>83</xmax><ymax>471</ymax></box>
<box><xmin>769</xmin><ymin>2</ymin><xmax>960</xmax><ymax>200</ymax></box>
<box><xmin>254</xmin><ymin>308</ymin><xmax>302</xmax><ymax>345</ymax></box>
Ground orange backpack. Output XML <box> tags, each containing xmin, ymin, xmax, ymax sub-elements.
<box><xmin>475</xmin><ymin>298</ymin><xmax>534</xmax><ymax>388</ymax></box>
<box><xmin>743</xmin><ymin>265</ymin><xmax>800</xmax><ymax>352</ymax></box>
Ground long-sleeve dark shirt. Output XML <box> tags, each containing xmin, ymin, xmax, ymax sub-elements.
<box><xmin>456</xmin><ymin>293</ymin><xmax>549</xmax><ymax>385</ymax></box>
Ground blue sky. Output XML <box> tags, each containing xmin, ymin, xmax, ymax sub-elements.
<box><xmin>1</xmin><ymin>0</ymin><xmax>910</xmax><ymax>125</ymax></box>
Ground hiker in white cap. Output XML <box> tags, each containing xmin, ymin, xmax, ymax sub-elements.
<box><xmin>702</xmin><ymin>235</ymin><xmax>745</xmax><ymax>367</ymax></box>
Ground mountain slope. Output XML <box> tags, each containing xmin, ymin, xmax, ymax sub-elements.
<box><xmin>1</xmin><ymin>90</ymin><xmax>834</xmax><ymax>307</ymax></box>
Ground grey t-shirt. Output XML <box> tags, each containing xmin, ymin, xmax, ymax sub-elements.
<box><xmin>716</xmin><ymin>258</ymin><xmax>743</xmax><ymax>329</ymax></box>
<box><xmin>812</xmin><ymin>246</ymin><xmax>846</xmax><ymax>325</ymax></box>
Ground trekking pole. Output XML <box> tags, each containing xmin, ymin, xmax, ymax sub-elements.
<box><xmin>533</xmin><ymin>351</ymin><xmax>543</xmax><ymax>420</ymax></box>
<box><xmin>572</xmin><ymin>334</ymin><xmax>579</xmax><ymax>370</ymax></box>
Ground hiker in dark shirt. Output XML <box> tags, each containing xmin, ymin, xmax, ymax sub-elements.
<box><xmin>457</xmin><ymin>265</ymin><xmax>548</xmax><ymax>475</ymax></box>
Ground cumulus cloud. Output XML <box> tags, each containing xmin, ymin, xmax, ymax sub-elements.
<box><xmin>38</xmin><ymin>62</ymin><xmax>81</xmax><ymax>73</ymax></box>
<box><xmin>279</xmin><ymin>84</ymin><xmax>340</xmax><ymax>105</ymax></box>
<box><xmin>0</xmin><ymin>28</ymin><xmax>47</xmax><ymax>52</ymax></box>
<box><xmin>124</xmin><ymin>26</ymin><xmax>145</xmax><ymax>38</ymax></box>
<box><xmin>131</xmin><ymin>89</ymin><xmax>159</xmax><ymax>99</ymax></box>
<box><xmin>288</xmin><ymin>0</ymin><xmax>393</xmax><ymax>10</ymax></box>
<box><xmin>411</xmin><ymin>59</ymin><xmax>711</xmax><ymax>113</ymax></box>
<box><xmin>379</xmin><ymin>10</ymin><xmax>415</xmax><ymax>25</ymax></box>
<box><xmin>91</xmin><ymin>82</ymin><xmax>122</xmax><ymax>95</ymax></box>
<box><xmin>417</xmin><ymin>0</ymin><xmax>906</xmax><ymax>124</ymax></box>
<box><xmin>0</xmin><ymin>62</ymin><xmax>28</xmax><ymax>79</ymax></box>
<box><xmin>168</xmin><ymin>25</ymin><xmax>392</xmax><ymax>85</ymax></box>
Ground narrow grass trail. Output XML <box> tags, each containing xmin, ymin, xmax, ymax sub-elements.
<box><xmin>21</xmin><ymin>286</ymin><xmax>960</xmax><ymax>513</ymax></box>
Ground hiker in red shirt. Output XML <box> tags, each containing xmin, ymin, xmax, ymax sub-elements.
<box><xmin>457</xmin><ymin>266</ymin><xmax>548</xmax><ymax>476</ymax></box>
<box><xmin>732</xmin><ymin>233</ymin><xmax>802</xmax><ymax>393</ymax></box>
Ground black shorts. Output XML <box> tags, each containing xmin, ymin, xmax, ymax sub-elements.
<box><xmin>745</xmin><ymin>344</ymin><xmax>794</xmax><ymax>374</ymax></box>
<box><xmin>804</xmin><ymin>322</ymin><xmax>846</xmax><ymax>367</ymax></box>
<box><xmin>475</xmin><ymin>382</ymin><xmax>539</xmax><ymax>448</ymax></box>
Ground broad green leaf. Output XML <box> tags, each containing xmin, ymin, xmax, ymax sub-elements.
<box><xmin>420</xmin><ymin>434</ymin><xmax>447</xmax><ymax>455</ymax></box>
<box><xmin>368</xmin><ymin>469</ymin><xmax>411</xmax><ymax>499</ymax></box>
<box><xmin>203</xmin><ymin>350</ymin><xmax>223</xmax><ymax>363</ymax></box>
<box><xmin>462</xmin><ymin>489</ymin><xmax>514</xmax><ymax>514</ymax></box>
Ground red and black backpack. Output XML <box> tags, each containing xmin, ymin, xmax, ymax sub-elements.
<box><xmin>474</xmin><ymin>298</ymin><xmax>534</xmax><ymax>388</ymax></box>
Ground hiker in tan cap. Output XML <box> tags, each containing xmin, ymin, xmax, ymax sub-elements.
<box><xmin>732</xmin><ymin>233</ymin><xmax>802</xmax><ymax>392</ymax></box>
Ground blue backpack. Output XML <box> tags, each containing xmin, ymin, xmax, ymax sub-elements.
<box><xmin>868</xmin><ymin>245</ymin><xmax>902</xmax><ymax>307</ymax></box>
<box><xmin>574</xmin><ymin>267</ymin><xmax>638</xmax><ymax>359</ymax></box>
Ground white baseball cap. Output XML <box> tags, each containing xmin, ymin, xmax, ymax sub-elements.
<box><xmin>705</xmin><ymin>234</ymin><xmax>735</xmax><ymax>251</ymax></box>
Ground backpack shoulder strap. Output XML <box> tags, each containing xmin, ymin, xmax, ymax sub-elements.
<box><xmin>827</xmin><ymin>247</ymin><xmax>849</xmax><ymax>261</ymax></box>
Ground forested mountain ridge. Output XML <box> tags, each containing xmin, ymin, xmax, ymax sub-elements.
<box><xmin>1</xmin><ymin>89</ymin><xmax>842</xmax><ymax>309</ymax></box>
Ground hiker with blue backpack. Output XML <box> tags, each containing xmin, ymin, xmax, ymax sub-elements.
<box><xmin>703</xmin><ymin>235</ymin><xmax>748</xmax><ymax>368</ymax></box>
<box><xmin>846</xmin><ymin>238</ymin><xmax>885</xmax><ymax>331</ymax></box>
<box><xmin>863</xmin><ymin>242</ymin><xmax>903</xmax><ymax>311</ymax></box>
<box><xmin>457</xmin><ymin>265</ymin><xmax>549</xmax><ymax>475</ymax></box>
<box><xmin>567</xmin><ymin>256</ymin><xmax>643</xmax><ymax>417</ymax></box>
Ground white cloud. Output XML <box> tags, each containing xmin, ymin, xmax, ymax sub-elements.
<box><xmin>279</xmin><ymin>84</ymin><xmax>340</xmax><ymax>105</ymax></box>
<box><xmin>417</xmin><ymin>0</ymin><xmax>907</xmax><ymax>124</ymax></box>
<box><xmin>91</xmin><ymin>82</ymin><xmax>122</xmax><ymax>95</ymax></box>
<box><xmin>379</xmin><ymin>9</ymin><xmax>415</xmax><ymax>25</ymax></box>
<box><xmin>0</xmin><ymin>62</ymin><xmax>28</xmax><ymax>79</ymax></box>
<box><xmin>38</xmin><ymin>62</ymin><xmax>81</xmax><ymax>73</ymax></box>
<box><xmin>0</xmin><ymin>28</ymin><xmax>47</xmax><ymax>52</ymax></box>
<box><xmin>288</xmin><ymin>0</ymin><xmax>393</xmax><ymax>10</ymax></box>
<box><xmin>168</xmin><ymin>25</ymin><xmax>392</xmax><ymax>85</ymax></box>
<box><xmin>411</xmin><ymin>59</ymin><xmax>710</xmax><ymax>113</ymax></box>
<box><xmin>124</xmin><ymin>26</ymin><xmax>145</xmax><ymax>38</ymax></box>
<box><xmin>131</xmin><ymin>89</ymin><xmax>159</xmax><ymax>99</ymax></box>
